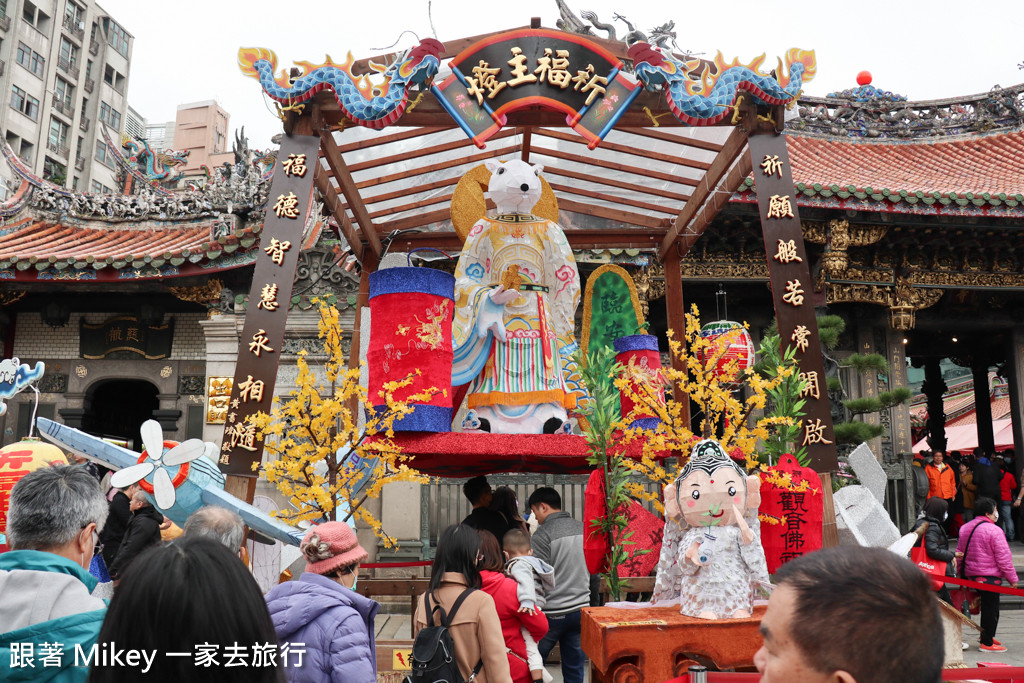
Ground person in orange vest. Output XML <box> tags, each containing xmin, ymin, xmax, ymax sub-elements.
<box><xmin>925</xmin><ymin>450</ymin><xmax>957</xmax><ymax>531</ymax></box>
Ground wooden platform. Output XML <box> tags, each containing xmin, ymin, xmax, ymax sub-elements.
<box><xmin>378</xmin><ymin>432</ymin><xmax>666</xmax><ymax>476</ymax></box>
<box><xmin>582</xmin><ymin>604</ymin><xmax>765</xmax><ymax>680</ymax></box>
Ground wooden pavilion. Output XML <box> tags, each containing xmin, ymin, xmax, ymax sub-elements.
<box><xmin>218</xmin><ymin>20</ymin><xmax>837</xmax><ymax>500</ymax></box>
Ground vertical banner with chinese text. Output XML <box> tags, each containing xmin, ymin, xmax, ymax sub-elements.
<box><xmin>759</xmin><ymin>454</ymin><xmax>824</xmax><ymax>573</ymax></box>
<box><xmin>748</xmin><ymin>133</ymin><xmax>838</xmax><ymax>472</ymax></box>
<box><xmin>219</xmin><ymin>134</ymin><xmax>319</xmax><ymax>476</ymax></box>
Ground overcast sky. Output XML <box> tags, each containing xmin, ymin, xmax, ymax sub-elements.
<box><xmin>98</xmin><ymin>0</ymin><xmax>1023</xmax><ymax>150</ymax></box>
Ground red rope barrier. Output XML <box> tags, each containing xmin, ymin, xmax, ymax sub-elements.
<box><xmin>362</xmin><ymin>560</ymin><xmax>433</xmax><ymax>569</ymax></box>
<box><xmin>665</xmin><ymin>669</ymin><xmax>1024</xmax><ymax>682</ymax></box>
<box><xmin>932</xmin><ymin>574</ymin><xmax>1024</xmax><ymax>597</ymax></box>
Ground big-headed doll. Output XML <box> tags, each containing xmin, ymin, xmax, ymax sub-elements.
<box><xmin>652</xmin><ymin>439</ymin><xmax>770</xmax><ymax>619</ymax></box>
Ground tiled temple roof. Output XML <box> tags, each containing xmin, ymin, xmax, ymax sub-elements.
<box><xmin>732</xmin><ymin>82</ymin><xmax>1024</xmax><ymax>216</ymax></box>
<box><xmin>0</xmin><ymin>214</ymin><xmax>263</xmax><ymax>282</ymax></box>
<box><xmin>736</xmin><ymin>127</ymin><xmax>1024</xmax><ymax>215</ymax></box>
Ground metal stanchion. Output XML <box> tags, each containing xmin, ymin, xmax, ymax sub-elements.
<box><xmin>688</xmin><ymin>665</ymin><xmax>708</xmax><ymax>683</ymax></box>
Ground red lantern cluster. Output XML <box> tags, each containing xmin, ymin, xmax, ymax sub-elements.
<box><xmin>695</xmin><ymin>321</ymin><xmax>755</xmax><ymax>386</ymax></box>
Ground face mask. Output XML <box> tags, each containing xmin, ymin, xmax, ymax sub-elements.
<box><xmin>943</xmin><ymin>513</ymin><xmax>948</xmax><ymax>521</ymax></box>
<box><xmin>994</xmin><ymin>511</ymin><xmax>1000</xmax><ymax>522</ymax></box>
<box><xmin>350</xmin><ymin>573</ymin><xmax>358</xmax><ymax>591</ymax></box>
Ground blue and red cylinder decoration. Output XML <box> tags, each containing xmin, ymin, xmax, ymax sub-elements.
<box><xmin>695</xmin><ymin>321</ymin><xmax>755</xmax><ymax>387</ymax></box>
<box><xmin>368</xmin><ymin>267</ymin><xmax>454</xmax><ymax>431</ymax></box>
<box><xmin>613</xmin><ymin>334</ymin><xmax>665</xmax><ymax>430</ymax></box>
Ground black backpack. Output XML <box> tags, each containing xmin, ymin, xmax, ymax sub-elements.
<box><xmin>407</xmin><ymin>588</ymin><xmax>483</xmax><ymax>683</ymax></box>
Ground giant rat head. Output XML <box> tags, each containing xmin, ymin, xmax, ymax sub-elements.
<box><xmin>484</xmin><ymin>159</ymin><xmax>544</xmax><ymax>214</ymax></box>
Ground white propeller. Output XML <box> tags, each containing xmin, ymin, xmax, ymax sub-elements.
<box><xmin>108</xmin><ymin>419</ymin><xmax>206</xmax><ymax>508</ymax></box>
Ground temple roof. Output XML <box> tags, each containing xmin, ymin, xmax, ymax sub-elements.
<box><xmin>0</xmin><ymin>138</ymin><xmax>292</xmax><ymax>283</ymax></box>
<box><xmin>734</xmin><ymin>127</ymin><xmax>1024</xmax><ymax>215</ymax></box>
<box><xmin>0</xmin><ymin>214</ymin><xmax>264</xmax><ymax>282</ymax></box>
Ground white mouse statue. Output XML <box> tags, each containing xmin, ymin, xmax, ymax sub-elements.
<box><xmin>451</xmin><ymin>159</ymin><xmax>581</xmax><ymax>434</ymax></box>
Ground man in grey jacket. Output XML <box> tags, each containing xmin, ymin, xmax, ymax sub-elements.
<box><xmin>528</xmin><ymin>487</ymin><xmax>590</xmax><ymax>683</ymax></box>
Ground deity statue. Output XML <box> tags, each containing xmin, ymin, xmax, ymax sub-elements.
<box><xmin>652</xmin><ymin>439</ymin><xmax>770</xmax><ymax>619</ymax></box>
<box><xmin>451</xmin><ymin>159</ymin><xmax>581</xmax><ymax>434</ymax></box>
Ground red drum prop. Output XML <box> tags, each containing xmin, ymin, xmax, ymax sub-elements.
<box><xmin>759</xmin><ymin>454</ymin><xmax>824</xmax><ymax>573</ymax></box>
<box><xmin>696</xmin><ymin>321</ymin><xmax>755</xmax><ymax>386</ymax></box>
<box><xmin>613</xmin><ymin>334</ymin><xmax>665</xmax><ymax>430</ymax></box>
<box><xmin>0</xmin><ymin>438</ymin><xmax>68</xmax><ymax>551</ymax></box>
<box><xmin>368</xmin><ymin>267</ymin><xmax>455</xmax><ymax>431</ymax></box>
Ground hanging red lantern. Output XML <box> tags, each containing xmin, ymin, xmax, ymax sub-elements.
<box><xmin>695</xmin><ymin>321</ymin><xmax>755</xmax><ymax>386</ymax></box>
<box><xmin>1</xmin><ymin>438</ymin><xmax>69</xmax><ymax>551</ymax></box>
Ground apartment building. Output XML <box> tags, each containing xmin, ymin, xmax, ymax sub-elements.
<box><xmin>173</xmin><ymin>100</ymin><xmax>232</xmax><ymax>175</ymax></box>
<box><xmin>0</xmin><ymin>0</ymin><xmax>132</xmax><ymax>197</ymax></box>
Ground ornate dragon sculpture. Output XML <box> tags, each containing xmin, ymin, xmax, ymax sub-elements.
<box><xmin>121</xmin><ymin>134</ymin><xmax>189</xmax><ymax>183</ymax></box>
<box><xmin>554</xmin><ymin>1</ymin><xmax>688</xmax><ymax>53</ymax></box>
<box><xmin>238</xmin><ymin>38</ymin><xmax>444</xmax><ymax>129</ymax></box>
<box><xmin>629</xmin><ymin>43</ymin><xmax>816</xmax><ymax>125</ymax></box>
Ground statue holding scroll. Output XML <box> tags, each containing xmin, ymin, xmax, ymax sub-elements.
<box><xmin>452</xmin><ymin>159</ymin><xmax>581</xmax><ymax>434</ymax></box>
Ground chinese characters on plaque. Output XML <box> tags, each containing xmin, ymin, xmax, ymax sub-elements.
<box><xmin>749</xmin><ymin>133</ymin><xmax>837</xmax><ymax>471</ymax></box>
<box><xmin>432</xmin><ymin>29</ymin><xmax>642</xmax><ymax>149</ymax></box>
<box><xmin>205</xmin><ymin>376</ymin><xmax>233</xmax><ymax>424</ymax></box>
<box><xmin>219</xmin><ymin>137</ymin><xmax>319</xmax><ymax>476</ymax></box>
<box><xmin>760</xmin><ymin>454</ymin><xmax>824</xmax><ymax>573</ymax></box>
<box><xmin>463</xmin><ymin>47</ymin><xmax>608</xmax><ymax>106</ymax></box>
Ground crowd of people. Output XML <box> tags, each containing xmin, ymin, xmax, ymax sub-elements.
<box><xmin>911</xmin><ymin>447</ymin><xmax>1022</xmax><ymax>654</ymax></box>
<box><xmin>0</xmin><ymin>467</ymin><xmax>595</xmax><ymax>683</ymax></box>
<box><xmin>0</xmin><ymin>459</ymin><xmax>1011</xmax><ymax>682</ymax></box>
<box><xmin>914</xmin><ymin>447</ymin><xmax>1020</xmax><ymax>541</ymax></box>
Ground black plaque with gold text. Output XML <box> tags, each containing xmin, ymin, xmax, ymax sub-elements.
<box><xmin>219</xmin><ymin>133</ymin><xmax>319</xmax><ymax>476</ymax></box>
<box><xmin>748</xmin><ymin>132</ymin><xmax>838</xmax><ymax>472</ymax></box>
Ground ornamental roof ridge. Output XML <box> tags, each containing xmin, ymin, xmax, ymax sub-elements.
<box><xmin>1</xmin><ymin>138</ymin><xmax>273</xmax><ymax>226</ymax></box>
<box><xmin>792</xmin><ymin>82</ymin><xmax>1024</xmax><ymax>140</ymax></box>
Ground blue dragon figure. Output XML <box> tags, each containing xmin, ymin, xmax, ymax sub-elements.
<box><xmin>629</xmin><ymin>43</ymin><xmax>817</xmax><ymax>126</ymax></box>
<box><xmin>121</xmin><ymin>134</ymin><xmax>189</xmax><ymax>183</ymax></box>
<box><xmin>238</xmin><ymin>39</ymin><xmax>444</xmax><ymax>129</ymax></box>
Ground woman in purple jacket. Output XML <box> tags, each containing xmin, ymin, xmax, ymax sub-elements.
<box><xmin>956</xmin><ymin>497</ymin><xmax>1019</xmax><ymax>652</ymax></box>
<box><xmin>265</xmin><ymin>522</ymin><xmax>380</xmax><ymax>683</ymax></box>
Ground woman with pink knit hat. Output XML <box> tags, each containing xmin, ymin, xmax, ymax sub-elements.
<box><xmin>265</xmin><ymin>522</ymin><xmax>380</xmax><ymax>683</ymax></box>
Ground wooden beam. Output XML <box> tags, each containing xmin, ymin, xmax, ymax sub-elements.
<box><xmin>368</xmin><ymin>193</ymin><xmax>454</xmax><ymax>220</ymax></box>
<box><xmin>534</xmin><ymin>128</ymin><xmax>712</xmax><ymax>172</ymax></box>
<box><xmin>662</xmin><ymin>247</ymin><xmax>689</xmax><ymax>422</ymax></box>
<box><xmin>346</xmin><ymin>251</ymin><xmax>378</xmax><ymax>416</ymax></box>
<box><xmin>316</xmin><ymin>110</ymin><xmax>383</xmax><ymax>258</ymax></box>
<box><xmin>543</xmin><ymin>165</ymin><xmax>691</xmax><ymax>203</ymax></box>
<box><xmin>530</xmin><ymin>145</ymin><xmax>701</xmax><ymax>188</ymax></box>
<box><xmin>362</xmin><ymin>175</ymin><xmax>461</xmax><ymax>207</ymax></box>
<box><xmin>336</xmin><ymin>126</ymin><xmax>453</xmax><ymax>153</ymax></box>
<box><xmin>346</xmin><ymin>129</ymin><xmax>517</xmax><ymax>173</ymax></box>
<box><xmin>658</xmin><ymin>126</ymin><xmax>748</xmax><ymax>259</ymax></box>
<box><xmin>314</xmin><ymin>166</ymin><xmax>364</xmax><ymax>261</ymax></box>
<box><xmin>558</xmin><ymin>197</ymin><xmax>672</xmax><ymax>230</ymax></box>
<box><xmin>385</xmin><ymin>227</ymin><xmax>667</xmax><ymax>252</ymax></box>
<box><xmin>376</xmin><ymin>199</ymin><xmax>670</xmax><ymax>236</ymax></box>
<box><xmin>308</xmin><ymin>88</ymin><xmax>730</xmax><ymax>130</ymax></box>
<box><xmin>376</xmin><ymin>207</ymin><xmax>452</xmax><ymax>234</ymax></box>
<box><xmin>675</xmin><ymin>153</ymin><xmax>752</xmax><ymax>256</ymax></box>
<box><xmin>547</xmin><ymin>182</ymin><xmax>679</xmax><ymax>216</ymax></box>
<box><xmin>619</xmin><ymin>126</ymin><xmax>725</xmax><ymax>153</ymax></box>
<box><xmin>355</xmin><ymin>146</ymin><xmax>520</xmax><ymax>190</ymax></box>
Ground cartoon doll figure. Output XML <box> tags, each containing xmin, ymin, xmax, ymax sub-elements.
<box><xmin>652</xmin><ymin>439</ymin><xmax>770</xmax><ymax>619</ymax></box>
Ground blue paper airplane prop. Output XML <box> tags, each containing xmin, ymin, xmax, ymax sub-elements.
<box><xmin>36</xmin><ymin>417</ymin><xmax>304</xmax><ymax>546</ymax></box>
